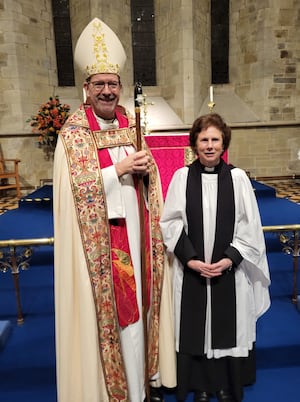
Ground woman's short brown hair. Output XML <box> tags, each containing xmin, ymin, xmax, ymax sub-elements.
<box><xmin>189</xmin><ymin>113</ymin><xmax>231</xmax><ymax>154</ymax></box>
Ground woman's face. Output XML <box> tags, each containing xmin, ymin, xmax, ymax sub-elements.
<box><xmin>195</xmin><ymin>125</ymin><xmax>224</xmax><ymax>167</ymax></box>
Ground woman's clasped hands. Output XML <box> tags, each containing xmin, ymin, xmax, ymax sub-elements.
<box><xmin>187</xmin><ymin>257</ymin><xmax>233</xmax><ymax>278</ymax></box>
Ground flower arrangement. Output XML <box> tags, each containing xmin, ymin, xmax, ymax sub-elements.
<box><xmin>27</xmin><ymin>96</ymin><xmax>70</xmax><ymax>150</ymax></box>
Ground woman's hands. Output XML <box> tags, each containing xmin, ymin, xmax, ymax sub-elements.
<box><xmin>187</xmin><ymin>257</ymin><xmax>233</xmax><ymax>278</ymax></box>
<box><xmin>115</xmin><ymin>150</ymin><xmax>151</xmax><ymax>177</ymax></box>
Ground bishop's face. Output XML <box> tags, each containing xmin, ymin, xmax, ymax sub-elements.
<box><xmin>195</xmin><ymin>126</ymin><xmax>224</xmax><ymax>167</ymax></box>
<box><xmin>85</xmin><ymin>73</ymin><xmax>122</xmax><ymax>120</ymax></box>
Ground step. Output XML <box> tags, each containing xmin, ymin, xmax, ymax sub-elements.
<box><xmin>19</xmin><ymin>185</ymin><xmax>53</xmax><ymax>210</ymax></box>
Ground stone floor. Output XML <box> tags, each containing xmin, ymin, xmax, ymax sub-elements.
<box><xmin>261</xmin><ymin>178</ymin><xmax>300</xmax><ymax>204</ymax></box>
<box><xmin>0</xmin><ymin>194</ymin><xmax>19</xmax><ymax>215</ymax></box>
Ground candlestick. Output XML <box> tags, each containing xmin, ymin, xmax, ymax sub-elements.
<box><xmin>209</xmin><ymin>85</ymin><xmax>214</xmax><ymax>103</ymax></box>
<box><xmin>208</xmin><ymin>85</ymin><xmax>215</xmax><ymax>112</ymax></box>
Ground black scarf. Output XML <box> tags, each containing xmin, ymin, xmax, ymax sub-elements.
<box><xmin>179</xmin><ymin>159</ymin><xmax>236</xmax><ymax>355</ymax></box>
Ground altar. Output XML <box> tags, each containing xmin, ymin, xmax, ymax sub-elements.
<box><xmin>145</xmin><ymin>134</ymin><xmax>228</xmax><ymax>199</ymax></box>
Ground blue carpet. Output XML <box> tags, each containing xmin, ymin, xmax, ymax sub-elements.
<box><xmin>258</xmin><ymin>197</ymin><xmax>300</xmax><ymax>226</ymax></box>
<box><xmin>252</xmin><ymin>180</ymin><xmax>300</xmax><ymax>226</ymax></box>
<box><xmin>0</xmin><ymin>208</ymin><xmax>53</xmax><ymax>239</ymax></box>
<box><xmin>1</xmin><ymin>183</ymin><xmax>300</xmax><ymax>402</ymax></box>
<box><xmin>252</xmin><ymin>179</ymin><xmax>277</xmax><ymax>198</ymax></box>
<box><xmin>0</xmin><ymin>249</ymin><xmax>56</xmax><ymax>402</ymax></box>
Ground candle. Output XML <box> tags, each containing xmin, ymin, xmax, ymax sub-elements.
<box><xmin>209</xmin><ymin>85</ymin><xmax>214</xmax><ymax>103</ymax></box>
<box><xmin>83</xmin><ymin>88</ymin><xmax>87</xmax><ymax>103</ymax></box>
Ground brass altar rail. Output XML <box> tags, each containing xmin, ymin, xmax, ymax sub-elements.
<box><xmin>263</xmin><ymin>224</ymin><xmax>300</xmax><ymax>232</ymax></box>
<box><xmin>0</xmin><ymin>224</ymin><xmax>300</xmax><ymax>324</ymax></box>
<box><xmin>0</xmin><ymin>237</ymin><xmax>54</xmax><ymax>248</ymax></box>
<box><xmin>0</xmin><ymin>237</ymin><xmax>54</xmax><ymax>324</ymax></box>
<box><xmin>263</xmin><ymin>224</ymin><xmax>300</xmax><ymax>303</ymax></box>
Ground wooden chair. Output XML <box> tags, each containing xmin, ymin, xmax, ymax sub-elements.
<box><xmin>0</xmin><ymin>158</ymin><xmax>21</xmax><ymax>198</ymax></box>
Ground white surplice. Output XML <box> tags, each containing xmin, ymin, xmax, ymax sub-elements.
<box><xmin>160</xmin><ymin>166</ymin><xmax>271</xmax><ymax>358</ymax></box>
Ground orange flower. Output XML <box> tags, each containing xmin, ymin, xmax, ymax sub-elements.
<box><xmin>27</xmin><ymin>96</ymin><xmax>70</xmax><ymax>147</ymax></box>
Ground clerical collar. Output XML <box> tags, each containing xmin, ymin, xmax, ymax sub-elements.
<box><xmin>199</xmin><ymin>160</ymin><xmax>223</xmax><ymax>173</ymax></box>
<box><xmin>204</xmin><ymin>166</ymin><xmax>215</xmax><ymax>172</ymax></box>
<box><xmin>93</xmin><ymin>111</ymin><xmax>119</xmax><ymax>129</ymax></box>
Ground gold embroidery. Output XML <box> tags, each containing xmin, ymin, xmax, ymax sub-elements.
<box><xmin>92</xmin><ymin>127</ymin><xmax>134</xmax><ymax>149</ymax></box>
<box><xmin>86</xmin><ymin>20</ymin><xmax>121</xmax><ymax>76</ymax></box>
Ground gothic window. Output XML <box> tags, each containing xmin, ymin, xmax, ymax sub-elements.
<box><xmin>211</xmin><ymin>0</ymin><xmax>229</xmax><ymax>84</ymax></box>
<box><xmin>51</xmin><ymin>0</ymin><xmax>75</xmax><ymax>86</ymax></box>
<box><xmin>130</xmin><ymin>0</ymin><xmax>156</xmax><ymax>86</ymax></box>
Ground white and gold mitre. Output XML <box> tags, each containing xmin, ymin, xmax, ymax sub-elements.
<box><xmin>74</xmin><ymin>17</ymin><xmax>126</xmax><ymax>78</ymax></box>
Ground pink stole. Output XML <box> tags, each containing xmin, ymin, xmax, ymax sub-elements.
<box><xmin>85</xmin><ymin>107</ymin><xmax>150</xmax><ymax>327</ymax></box>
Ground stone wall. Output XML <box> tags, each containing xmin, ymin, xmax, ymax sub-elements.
<box><xmin>0</xmin><ymin>0</ymin><xmax>57</xmax><ymax>134</ymax></box>
<box><xmin>230</xmin><ymin>0</ymin><xmax>300</xmax><ymax>122</ymax></box>
<box><xmin>229</xmin><ymin>123</ymin><xmax>300</xmax><ymax>178</ymax></box>
<box><xmin>0</xmin><ymin>0</ymin><xmax>300</xmax><ymax>193</ymax></box>
<box><xmin>1</xmin><ymin>0</ymin><xmax>300</xmax><ymax>130</ymax></box>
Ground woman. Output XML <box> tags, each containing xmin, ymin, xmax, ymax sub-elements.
<box><xmin>160</xmin><ymin>113</ymin><xmax>270</xmax><ymax>402</ymax></box>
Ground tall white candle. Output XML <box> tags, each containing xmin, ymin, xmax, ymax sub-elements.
<box><xmin>83</xmin><ymin>88</ymin><xmax>87</xmax><ymax>103</ymax></box>
<box><xmin>209</xmin><ymin>85</ymin><xmax>214</xmax><ymax>103</ymax></box>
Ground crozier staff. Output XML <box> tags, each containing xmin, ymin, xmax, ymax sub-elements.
<box><xmin>134</xmin><ymin>80</ymin><xmax>151</xmax><ymax>402</ymax></box>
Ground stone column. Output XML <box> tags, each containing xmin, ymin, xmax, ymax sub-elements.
<box><xmin>155</xmin><ymin>0</ymin><xmax>211</xmax><ymax>124</ymax></box>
